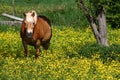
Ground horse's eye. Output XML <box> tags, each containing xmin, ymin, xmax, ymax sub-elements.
<box><xmin>33</xmin><ymin>23</ymin><xmax>35</xmax><ymax>25</ymax></box>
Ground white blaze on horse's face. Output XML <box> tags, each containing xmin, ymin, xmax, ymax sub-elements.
<box><xmin>24</xmin><ymin>10</ymin><xmax>37</xmax><ymax>38</ymax></box>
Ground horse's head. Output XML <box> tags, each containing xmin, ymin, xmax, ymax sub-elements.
<box><xmin>23</xmin><ymin>10</ymin><xmax>37</xmax><ymax>38</ymax></box>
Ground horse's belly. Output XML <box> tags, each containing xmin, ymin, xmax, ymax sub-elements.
<box><xmin>24</xmin><ymin>38</ymin><xmax>36</xmax><ymax>46</ymax></box>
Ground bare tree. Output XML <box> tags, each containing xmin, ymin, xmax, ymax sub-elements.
<box><xmin>77</xmin><ymin>0</ymin><xmax>109</xmax><ymax>46</ymax></box>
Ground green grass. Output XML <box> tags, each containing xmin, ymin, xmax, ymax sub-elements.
<box><xmin>0</xmin><ymin>25</ymin><xmax>120</xmax><ymax>80</ymax></box>
<box><xmin>0</xmin><ymin>0</ymin><xmax>88</xmax><ymax>27</ymax></box>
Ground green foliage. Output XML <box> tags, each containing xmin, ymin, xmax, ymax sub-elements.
<box><xmin>0</xmin><ymin>25</ymin><xmax>120</xmax><ymax>79</ymax></box>
<box><xmin>105</xmin><ymin>0</ymin><xmax>120</xmax><ymax>28</ymax></box>
<box><xmin>82</xmin><ymin>0</ymin><xmax>120</xmax><ymax>28</ymax></box>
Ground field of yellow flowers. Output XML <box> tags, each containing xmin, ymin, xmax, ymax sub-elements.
<box><xmin>0</xmin><ymin>25</ymin><xmax>120</xmax><ymax>80</ymax></box>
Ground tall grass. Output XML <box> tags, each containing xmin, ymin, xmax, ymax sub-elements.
<box><xmin>0</xmin><ymin>0</ymin><xmax>88</xmax><ymax>27</ymax></box>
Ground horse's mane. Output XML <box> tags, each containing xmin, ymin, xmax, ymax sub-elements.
<box><xmin>38</xmin><ymin>15</ymin><xmax>51</xmax><ymax>27</ymax></box>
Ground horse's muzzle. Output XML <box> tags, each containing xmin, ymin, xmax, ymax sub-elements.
<box><xmin>26</xmin><ymin>32</ymin><xmax>33</xmax><ymax>38</ymax></box>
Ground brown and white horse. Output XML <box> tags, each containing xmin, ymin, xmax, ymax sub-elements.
<box><xmin>20</xmin><ymin>10</ymin><xmax>52</xmax><ymax>58</ymax></box>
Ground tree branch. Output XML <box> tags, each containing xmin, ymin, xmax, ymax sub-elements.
<box><xmin>77</xmin><ymin>0</ymin><xmax>101</xmax><ymax>43</ymax></box>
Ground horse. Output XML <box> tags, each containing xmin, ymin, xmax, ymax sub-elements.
<box><xmin>20</xmin><ymin>10</ymin><xmax>52</xmax><ymax>58</ymax></box>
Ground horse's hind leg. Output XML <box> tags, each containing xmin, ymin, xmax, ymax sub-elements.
<box><xmin>42</xmin><ymin>41</ymin><xmax>50</xmax><ymax>54</ymax></box>
<box><xmin>22</xmin><ymin>40</ymin><xmax>28</xmax><ymax>57</ymax></box>
<box><xmin>43</xmin><ymin>42</ymin><xmax>50</xmax><ymax>50</ymax></box>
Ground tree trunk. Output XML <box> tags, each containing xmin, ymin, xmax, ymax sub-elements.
<box><xmin>77</xmin><ymin>0</ymin><xmax>109</xmax><ymax>46</ymax></box>
<box><xmin>98</xmin><ymin>7</ymin><xmax>109</xmax><ymax>46</ymax></box>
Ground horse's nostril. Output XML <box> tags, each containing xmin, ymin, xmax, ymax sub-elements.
<box><xmin>26</xmin><ymin>32</ymin><xmax>33</xmax><ymax>38</ymax></box>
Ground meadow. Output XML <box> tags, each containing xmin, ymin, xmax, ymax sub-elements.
<box><xmin>0</xmin><ymin>0</ymin><xmax>120</xmax><ymax>80</ymax></box>
<box><xmin>0</xmin><ymin>25</ymin><xmax>120</xmax><ymax>80</ymax></box>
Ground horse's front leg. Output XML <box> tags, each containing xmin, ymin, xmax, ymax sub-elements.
<box><xmin>22</xmin><ymin>40</ymin><xmax>28</xmax><ymax>57</ymax></box>
<box><xmin>35</xmin><ymin>40</ymin><xmax>41</xmax><ymax>58</ymax></box>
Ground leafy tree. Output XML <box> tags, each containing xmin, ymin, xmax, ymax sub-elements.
<box><xmin>105</xmin><ymin>0</ymin><xmax>120</xmax><ymax>28</ymax></box>
<box><xmin>77</xmin><ymin>0</ymin><xmax>109</xmax><ymax>46</ymax></box>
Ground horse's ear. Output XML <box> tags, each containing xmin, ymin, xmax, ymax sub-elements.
<box><xmin>23</xmin><ymin>12</ymin><xmax>27</xmax><ymax>17</ymax></box>
<box><xmin>31</xmin><ymin>12</ymin><xmax>35</xmax><ymax>17</ymax></box>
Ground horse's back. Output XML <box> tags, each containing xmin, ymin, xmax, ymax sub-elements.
<box><xmin>38</xmin><ymin>15</ymin><xmax>51</xmax><ymax>27</ymax></box>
